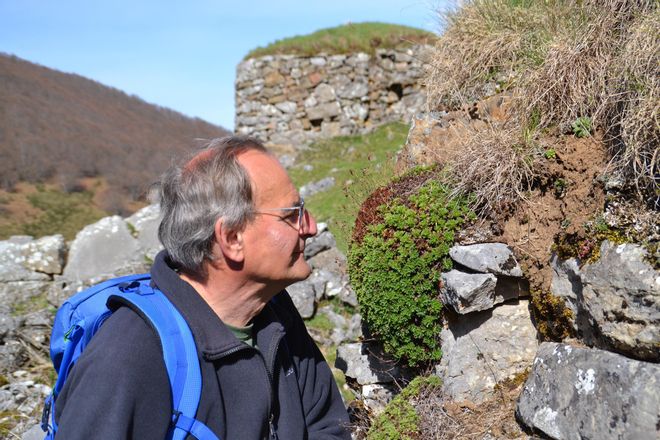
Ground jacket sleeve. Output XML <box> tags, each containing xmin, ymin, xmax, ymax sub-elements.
<box><xmin>284</xmin><ymin>303</ymin><xmax>351</xmax><ymax>440</ymax></box>
<box><xmin>54</xmin><ymin>307</ymin><xmax>172</xmax><ymax>440</ymax></box>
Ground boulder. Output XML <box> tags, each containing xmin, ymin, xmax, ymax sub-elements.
<box><xmin>335</xmin><ymin>342</ymin><xmax>400</xmax><ymax>385</ymax></box>
<box><xmin>436</xmin><ymin>300</ymin><xmax>538</xmax><ymax>403</ymax></box>
<box><xmin>580</xmin><ymin>241</ymin><xmax>660</xmax><ymax>361</ymax></box>
<box><xmin>63</xmin><ymin>216</ymin><xmax>141</xmax><ymax>282</ymax></box>
<box><xmin>16</xmin><ymin>235</ymin><xmax>65</xmax><ymax>274</ymax></box>
<box><xmin>440</xmin><ymin>270</ymin><xmax>498</xmax><ymax>314</ymax></box>
<box><xmin>449</xmin><ymin>243</ymin><xmax>523</xmax><ymax>277</ymax></box>
<box><xmin>126</xmin><ymin>204</ymin><xmax>163</xmax><ymax>260</ymax></box>
<box><xmin>516</xmin><ymin>342</ymin><xmax>660</xmax><ymax>440</ymax></box>
<box><xmin>0</xmin><ymin>235</ymin><xmax>64</xmax><ymax>280</ymax></box>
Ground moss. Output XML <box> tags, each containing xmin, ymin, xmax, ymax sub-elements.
<box><xmin>530</xmin><ymin>289</ymin><xmax>574</xmax><ymax>341</ymax></box>
<box><xmin>11</xmin><ymin>292</ymin><xmax>51</xmax><ymax>316</ymax></box>
<box><xmin>553</xmin><ymin>216</ymin><xmax>628</xmax><ymax>265</ymax></box>
<box><xmin>494</xmin><ymin>368</ymin><xmax>530</xmax><ymax>393</ymax></box>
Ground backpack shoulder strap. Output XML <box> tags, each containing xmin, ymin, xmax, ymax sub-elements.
<box><xmin>108</xmin><ymin>281</ymin><xmax>219</xmax><ymax>440</ymax></box>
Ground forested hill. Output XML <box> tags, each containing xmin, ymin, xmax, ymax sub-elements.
<box><xmin>0</xmin><ymin>53</ymin><xmax>229</xmax><ymax>195</ymax></box>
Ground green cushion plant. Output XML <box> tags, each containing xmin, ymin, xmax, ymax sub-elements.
<box><xmin>348</xmin><ymin>172</ymin><xmax>475</xmax><ymax>367</ymax></box>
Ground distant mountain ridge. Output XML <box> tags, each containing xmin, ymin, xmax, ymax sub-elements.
<box><xmin>0</xmin><ymin>53</ymin><xmax>229</xmax><ymax>197</ymax></box>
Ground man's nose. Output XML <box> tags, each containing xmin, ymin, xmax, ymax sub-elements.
<box><xmin>301</xmin><ymin>210</ymin><xmax>318</xmax><ymax>237</ymax></box>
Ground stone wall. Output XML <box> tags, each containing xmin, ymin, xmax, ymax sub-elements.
<box><xmin>235</xmin><ymin>46</ymin><xmax>431</xmax><ymax>148</ymax></box>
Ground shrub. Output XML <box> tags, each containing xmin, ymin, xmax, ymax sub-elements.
<box><xmin>367</xmin><ymin>376</ymin><xmax>442</xmax><ymax>440</ymax></box>
<box><xmin>349</xmin><ymin>174</ymin><xmax>475</xmax><ymax>367</ymax></box>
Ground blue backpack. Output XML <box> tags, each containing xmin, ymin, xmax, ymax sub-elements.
<box><xmin>41</xmin><ymin>273</ymin><xmax>219</xmax><ymax>440</ymax></box>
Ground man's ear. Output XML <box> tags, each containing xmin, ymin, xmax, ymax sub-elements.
<box><xmin>214</xmin><ymin>218</ymin><xmax>245</xmax><ymax>263</ymax></box>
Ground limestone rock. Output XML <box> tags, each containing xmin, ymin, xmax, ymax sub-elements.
<box><xmin>449</xmin><ymin>243</ymin><xmax>523</xmax><ymax>277</ymax></box>
<box><xmin>440</xmin><ymin>270</ymin><xmax>498</xmax><ymax>314</ymax></box>
<box><xmin>550</xmin><ymin>254</ymin><xmax>593</xmax><ymax>338</ymax></box>
<box><xmin>436</xmin><ymin>300</ymin><xmax>538</xmax><ymax>402</ymax></box>
<box><xmin>299</xmin><ymin>176</ymin><xmax>335</xmax><ymax>198</ymax></box>
<box><xmin>22</xmin><ymin>235</ymin><xmax>66</xmax><ymax>274</ymax></box>
<box><xmin>361</xmin><ymin>383</ymin><xmax>396</xmax><ymax>415</ymax></box>
<box><xmin>306</xmin><ymin>102</ymin><xmax>341</xmax><ymax>121</ymax></box>
<box><xmin>63</xmin><ymin>216</ymin><xmax>141</xmax><ymax>282</ymax></box>
<box><xmin>0</xmin><ymin>281</ymin><xmax>51</xmax><ymax>313</ymax></box>
<box><xmin>0</xmin><ymin>235</ymin><xmax>64</xmax><ymax>280</ymax></box>
<box><xmin>516</xmin><ymin>342</ymin><xmax>660</xmax><ymax>440</ymax></box>
<box><xmin>580</xmin><ymin>241</ymin><xmax>660</xmax><ymax>361</ymax></box>
<box><xmin>313</xmin><ymin>83</ymin><xmax>336</xmax><ymax>102</ymax></box>
<box><xmin>335</xmin><ymin>342</ymin><xmax>400</xmax><ymax>385</ymax></box>
<box><xmin>304</xmin><ymin>229</ymin><xmax>337</xmax><ymax>259</ymax></box>
<box><xmin>286</xmin><ymin>280</ymin><xmax>316</xmax><ymax>319</ymax></box>
<box><xmin>126</xmin><ymin>204</ymin><xmax>163</xmax><ymax>260</ymax></box>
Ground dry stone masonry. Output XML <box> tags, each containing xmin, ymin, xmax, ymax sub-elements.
<box><xmin>235</xmin><ymin>46</ymin><xmax>431</xmax><ymax>148</ymax></box>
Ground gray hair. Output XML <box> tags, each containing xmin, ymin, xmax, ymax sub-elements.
<box><xmin>157</xmin><ymin>136</ymin><xmax>268</xmax><ymax>276</ymax></box>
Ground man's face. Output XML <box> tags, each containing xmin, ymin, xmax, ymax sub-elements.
<box><xmin>238</xmin><ymin>150</ymin><xmax>317</xmax><ymax>288</ymax></box>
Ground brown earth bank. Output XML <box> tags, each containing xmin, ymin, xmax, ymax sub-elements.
<box><xmin>499</xmin><ymin>132</ymin><xmax>609</xmax><ymax>293</ymax></box>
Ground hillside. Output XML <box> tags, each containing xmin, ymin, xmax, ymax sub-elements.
<box><xmin>0</xmin><ymin>53</ymin><xmax>229</xmax><ymax>203</ymax></box>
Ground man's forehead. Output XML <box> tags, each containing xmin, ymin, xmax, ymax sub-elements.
<box><xmin>238</xmin><ymin>150</ymin><xmax>297</xmax><ymax>203</ymax></box>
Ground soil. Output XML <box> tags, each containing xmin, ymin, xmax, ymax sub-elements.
<box><xmin>499</xmin><ymin>132</ymin><xmax>609</xmax><ymax>292</ymax></box>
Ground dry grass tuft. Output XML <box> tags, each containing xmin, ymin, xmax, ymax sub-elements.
<box><xmin>439</xmin><ymin>121</ymin><xmax>535</xmax><ymax>214</ymax></box>
<box><xmin>415</xmin><ymin>384</ymin><xmax>527</xmax><ymax>439</ymax></box>
<box><xmin>425</xmin><ymin>0</ymin><xmax>658</xmax><ymax>210</ymax></box>
<box><xmin>609</xmin><ymin>8</ymin><xmax>660</xmax><ymax>200</ymax></box>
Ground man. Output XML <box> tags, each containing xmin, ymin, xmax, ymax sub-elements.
<box><xmin>54</xmin><ymin>137</ymin><xmax>351</xmax><ymax>439</ymax></box>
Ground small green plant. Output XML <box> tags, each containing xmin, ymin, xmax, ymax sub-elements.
<box><xmin>367</xmin><ymin>376</ymin><xmax>442</xmax><ymax>440</ymax></box>
<box><xmin>126</xmin><ymin>221</ymin><xmax>138</xmax><ymax>238</ymax></box>
<box><xmin>544</xmin><ymin>148</ymin><xmax>557</xmax><ymax>160</ymax></box>
<box><xmin>349</xmin><ymin>177</ymin><xmax>475</xmax><ymax>367</ymax></box>
<box><xmin>571</xmin><ymin>116</ymin><xmax>592</xmax><ymax>138</ymax></box>
<box><xmin>553</xmin><ymin>178</ymin><xmax>567</xmax><ymax>198</ymax></box>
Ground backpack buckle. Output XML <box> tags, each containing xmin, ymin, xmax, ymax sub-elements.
<box><xmin>118</xmin><ymin>281</ymin><xmax>141</xmax><ymax>292</ymax></box>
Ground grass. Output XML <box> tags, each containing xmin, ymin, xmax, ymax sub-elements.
<box><xmin>245</xmin><ymin>22</ymin><xmax>435</xmax><ymax>59</ymax></box>
<box><xmin>0</xmin><ymin>183</ymin><xmax>108</xmax><ymax>240</ymax></box>
<box><xmin>289</xmin><ymin>122</ymin><xmax>409</xmax><ymax>253</ymax></box>
<box><xmin>426</xmin><ymin>0</ymin><xmax>659</xmax><ymax>210</ymax></box>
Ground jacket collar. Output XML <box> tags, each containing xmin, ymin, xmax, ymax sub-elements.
<box><xmin>150</xmin><ymin>251</ymin><xmax>287</xmax><ymax>361</ymax></box>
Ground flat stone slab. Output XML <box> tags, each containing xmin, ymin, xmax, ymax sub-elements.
<box><xmin>517</xmin><ymin>342</ymin><xmax>660</xmax><ymax>440</ymax></box>
<box><xmin>449</xmin><ymin>243</ymin><xmax>523</xmax><ymax>277</ymax></box>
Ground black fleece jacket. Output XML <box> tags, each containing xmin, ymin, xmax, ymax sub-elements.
<box><xmin>54</xmin><ymin>251</ymin><xmax>351</xmax><ymax>439</ymax></box>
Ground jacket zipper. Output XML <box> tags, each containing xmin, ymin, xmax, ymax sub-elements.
<box><xmin>259</xmin><ymin>334</ymin><xmax>282</xmax><ymax>440</ymax></box>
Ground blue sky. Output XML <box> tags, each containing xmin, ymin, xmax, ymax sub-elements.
<box><xmin>0</xmin><ymin>1</ymin><xmax>448</xmax><ymax>130</ymax></box>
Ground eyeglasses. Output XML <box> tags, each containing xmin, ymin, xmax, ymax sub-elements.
<box><xmin>255</xmin><ymin>197</ymin><xmax>308</xmax><ymax>231</ymax></box>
